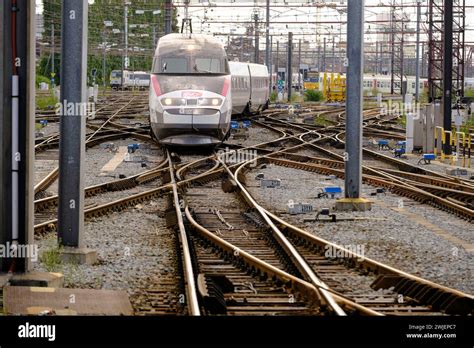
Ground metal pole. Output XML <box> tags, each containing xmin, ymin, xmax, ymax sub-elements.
<box><xmin>323</xmin><ymin>37</ymin><xmax>326</xmax><ymax>71</ymax></box>
<box><xmin>51</xmin><ymin>24</ymin><xmax>55</xmax><ymax>87</ymax></box>
<box><xmin>124</xmin><ymin>3</ymin><xmax>129</xmax><ymax>68</ymax></box>
<box><xmin>375</xmin><ymin>41</ymin><xmax>379</xmax><ymax>74</ymax></box>
<box><xmin>0</xmin><ymin>0</ymin><xmax>35</xmax><ymax>272</ymax></box>
<box><xmin>269</xmin><ymin>35</ymin><xmax>273</xmax><ymax>94</ymax></box>
<box><xmin>390</xmin><ymin>7</ymin><xmax>395</xmax><ymax>95</ymax></box>
<box><xmin>443</xmin><ymin>0</ymin><xmax>453</xmax><ymax>155</ymax></box>
<box><xmin>102</xmin><ymin>35</ymin><xmax>106</xmax><ymax>95</ymax></box>
<box><xmin>265</xmin><ymin>0</ymin><xmax>270</xmax><ymax>68</ymax></box>
<box><xmin>317</xmin><ymin>44</ymin><xmax>321</xmax><ymax>71</ymax></box>
<box><xmin>287</xmin><ymin>32</ymin><xmax>293</xmax><ymax>102</ymax></box>
<box><xmin>254</xmin><ymin>12</ymin><xmax>259</xmax><ymax>63</ymax></box>
<box><xmin>276</xmin><ymin>40</ymin><xmax>279</xmax><ymax>80</ymax></box>
<box><xmin>121</xmin><ymin>30</ymin><xmax>125</xmax><ymax>91</ymax></box>
<box><xmin>58</xmin><ymin>0</ymin><xmax>88</xmax><ymax>247</ymax></box>
<box><xmin>345</xmin><ymin>0</ymin><xmax>364</xmax><ymax>199</ymax></box>
<box><xmin>421</xmin><ymin>42</ymin><xmax>425</xmax><ymax>78</ymax></box>
<box><xmin>298</xmin><ymin>39</ymin><xmax>301</xmax><ymax>91</ymax></box>
<box><xmin>165</xmin><ymin>0</ymin><xmax>172</xmax><ymax>35</ymax></box>
<box><xmin>332</xmin><ymin>38</ymin><xmax>335</xmax><ymax>72</ymax></box>
<box><xmin>415</xmin><ymin>0</ymin><xmax>421</xmax><ymax>102</ymax></box>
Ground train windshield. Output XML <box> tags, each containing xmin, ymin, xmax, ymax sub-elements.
<box><xmin>194</xmin><ymin>58</ymin><xmax>221</xmax><ymax>73</ymax></box>
<box><xmin>111</xmin><ymin>71</ymin><xmax>122</xmax><ymax>78</ymax></box>
<box><xmin>154</xmin><ymin>56</ymin><xmax>229</xmax><ymax>75</ymax></box>
<box><xmin>160</xmin><ymin>58</ymin><xmax>188</xmax><ymax>73</ymax></box>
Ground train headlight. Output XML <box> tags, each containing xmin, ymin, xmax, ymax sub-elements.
<box><xmin>163</xmin><ymin>98</ymin><xmax>173</xmax><ymax>106</ymax></box>
<box><xmin>197</xmin><ymin>98</ymin><xmax>222</xmax><ymax>106</ymax></box>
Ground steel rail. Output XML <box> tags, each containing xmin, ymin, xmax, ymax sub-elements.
<box><xmin>167</xmin><ymin>151</ymin><xmax>201</xmax><ymax>316</ymax></box>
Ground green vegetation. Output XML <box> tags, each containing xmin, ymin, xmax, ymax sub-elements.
<box><xmin>41</xmin><ymin>0</ymin><xmax>179</xmax><ymax>86</ymax></box>
<box><xmin>465</xmin><ymin>88</ymin><xmax>474</xmax><ymax>100</ymax></box>
<box><xmin>461</xmin><ymin>116</ymin><xmax>474</xmax><ymax>134</ymax></box>
<box><xmin>304</xmin><ymin>89</ymin><xmax>324</xmax><ymax>102</ymax></box>
<box><xmin>290</xmin><ymin>93</ymin><xmax>303</xmax><ymax>104</ymax></box>
<box><xmin>36</xmin><ymin>75</ymin><xmax>51</xmax><ymax>88</ymax></box>
<box><xmin>36</xmin><ymin>93</ymin><xmax>58</xmax><ymax>110</ymax></box>
<box><xmin>40</xmin><ymin>246</ymin><xmax>63</xmax><ymax>272</ymax></box>
<box><xmin>270</xmin><ymin>91</ymin><xmax>278</xmax><ymax>103</ymax></box>
<box><xmin>314</xmin><ymin>115</ymin><xmax>332</xmax><ymax>126</ymax></box>
<box><xmin>397</xmin><ymin>114</ymin><xmax>406</xmax><ymax>127</ymax></box>
<box><xmin>419</xmin><ymin>88</ymin><xmax>429</xmax><ymax>104</ymax></box>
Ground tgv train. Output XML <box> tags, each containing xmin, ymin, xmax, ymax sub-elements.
<box><xmin>229</xmin><ymin>61</ymin><xmax>270</xmax><ymax>114</ymax></box>
<box><xmin>149</xmin><ymin>33</ymin><xmax>232</xmax><ymax>146</ymax></box>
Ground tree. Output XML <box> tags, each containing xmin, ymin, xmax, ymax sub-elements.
<box><xmin>40</xmin><ymin>0</ymin><xmax>178</xmax><ymax>85</ymax></box>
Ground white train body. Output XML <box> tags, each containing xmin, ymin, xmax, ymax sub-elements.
<box><xmin>314</xmin><ymin>72</ymin><xmax>429</xmax><ymax>95</ymax></box>
<box><xmin>229</xmin><ymin>62</ymin><xmax>270</xmax><ymax>115</ymax></box>
<box><xmin>110</xmin><ymin>70</ymin><xmax>150</xmax><ymax>90</ymax></box>
<box><xmin>149</xmin><ymin>33</ymin><xmax>232</xmax><ymax>146</ymax></box>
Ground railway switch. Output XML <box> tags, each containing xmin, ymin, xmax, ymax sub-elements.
<box><xmin>318</xmin><ymin>186</ymin><xmax>342</xmax><ymax>199</ymax></box>
<box><xmin>418</xmin><ymin>153</ymin><xmax>436</xmax><ymax>164</ymax></box>
<box><xmin>288</xmin><ymin>203</ymin><xmax>313</xmax><ymax>215</ymax></box>
<box><xmin>127</xmin><ymin>144</ymin><xmax>140</xmax><ymax>153</ymax></box>
<box><xmin>378</xmin><ymin>139</ymin><xmax>390</xmax><ymax>150</ymax></box>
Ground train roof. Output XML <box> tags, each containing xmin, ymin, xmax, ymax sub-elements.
<box><xmin>229</xmin><ymin>61</ymin><xmax>269</xmax><ymax>77</ymax></box>
<box><xmin>154</xmin><ymin>33</ymin><xmax>226</xmax><ymax>56</ymax></box>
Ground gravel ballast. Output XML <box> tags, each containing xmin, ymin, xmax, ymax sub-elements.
<box><xmin>247</xmin><ymin>164</ymin><xmax>473</xmax><ymax>293</ymax></box>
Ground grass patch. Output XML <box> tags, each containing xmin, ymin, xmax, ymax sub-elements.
<box><xmin>397</xmin><ymin>114</ymin><xmax>407</xmax><ymax>127</ymax></box>
<box><xmin>36</xmin><ymin>94</ymin><xmax>58</xmax><ymax>110</ymax></box>
<box><xmin>461</xmin><ymin>116</ymin><xmax>474</xmax><ymax>134</ymax></box>
<box><xmin>36</xmin><ymin>75</ymin><xmax>51</xmax><ymax>88</ymax></box>
<box><xmin>314</xmin><ymin>115</ymin><xmax>333</xmax><ymax>126</ymax></box>
<box><xmin>289</xmin><ymin>93</ymin><xmax>303</xmax><ymax>104</ymax></box>
<box><xmin>40</xmin><ymin>245</ymin><xmax>63</xmax><ymax>272</ymax></box>
<box><xmin>304</xmin><ymin>89</ymin><xmax>324</xmax><ymax>102</ymax></box>
<box><xmin>270</xmin><ymin>91</ymin><xmax>278</xmax><ymax>103</ymax></box>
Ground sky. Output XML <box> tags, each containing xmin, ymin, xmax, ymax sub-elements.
<box><xmin>36</xmin><ymin>0</ymin><xmax>474</xmax><ymax>45</ymax></box>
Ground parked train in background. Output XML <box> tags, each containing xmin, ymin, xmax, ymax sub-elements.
<box><xmin>303</xmin><ymin>72</ymin><xmax>429</xmax><ymax>95</ymax></box>
<box><xmin>110</xmin><ymin>70</ymin><xmax>150</xmax><ymax>90</ymax></box>
<box><xmin>271</xmin><ymin>72</ymin><xmax>304</xmax><ymax>90</ymax></box>
<box><xmin>229</xmin><ymin>61</ymin><xmax>269</xmax><ymax>114</ymax></box>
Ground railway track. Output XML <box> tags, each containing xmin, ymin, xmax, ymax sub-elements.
<box><xmin>253</xmin><ymin>113</ymin><xmax>474</xmax><ymax>220</ymax></box>
<box><xmin>164</xmin><ymin>149</ymin><xmax>474</xmax><ymax>315</ymax></box>
<box><xmin>32</xmin><ymin>101</ymin><xmax>473</xmax><ymax>316</ymax></box>
<box><xmin>34</xmin><ymin>93</ymin><xmax>152</xmax><ymax>196</ymax></box>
